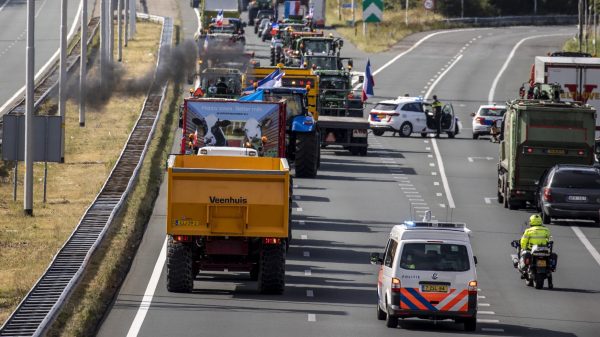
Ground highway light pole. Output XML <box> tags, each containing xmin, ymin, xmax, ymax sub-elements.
<box><xmin>405</xmin><ymin>0</ymin><xmax>408</xmax><ymax>25</ymax></box>
<box><xmin>100</xmin><ymin>0</ymin><xmax>106</xmax><ymax>85</ymax></box>
<box><xmin>59</xmin><ymin>0</ymin><xmax>67</xmax><ymax>163</ymax></box>
<box><xmin>124</xmin><ymin>0</ymin><xmax>129</xmax><ymax>46</ymax></box>
<box><xmin>118</xmin><ymin>0</ymin><xmax>122</xmax><ymax>62</ymax></box>
<box><xmin>80</xmin><ymin>0</ymin><xmax>87</xmax><ymax>127</ymax></box>
<box><xmin>24</xmin><ymin>0</ymin><xmax>34</xmax><ymax>216</ymax></box>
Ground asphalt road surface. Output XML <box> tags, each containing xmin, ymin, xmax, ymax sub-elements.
<box><xmin>96</xmin><ymin>11</ymin><xmax>600</xmax><ymax>337</ymax></box>
<box><xmin>0</xmin><ymin>0</ymin><xmax>84</xmax><ymax>111</ymax></box>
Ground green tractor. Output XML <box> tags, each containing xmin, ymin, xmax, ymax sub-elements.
<box><xmin>248</xmin><ymin>0</ymin><xmax>274</xmax><ymax>25</ymax></box>
<box><xmin>315</xmin><ymin>69</ymin><xmax>368</xmax><ymax>156</ymax></box>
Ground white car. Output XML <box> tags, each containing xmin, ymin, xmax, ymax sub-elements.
<box><xmin>369</xmin><ymin>96</ymin><xmax>460</xmax><ymax>138</ymax></box>
<box><xmin>471</xmin><ymin>104</ymin><xmax>506</xmax><ymax>139</ymax></box>
<box><xmin>370</xmin><ymin>221</ymin><xmax>478</xmax><ymax>331</ymax></box>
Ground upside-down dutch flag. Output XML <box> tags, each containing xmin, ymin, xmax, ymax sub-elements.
<box><xmin>362</xmin><ymin>59</ymin><xmax>374</xmax><ymax>102</ymax></box>
<box><xmin>242</xmin><ymin>68</ymin><xmax>283</xmax><ymax>94</ymax></box>
<box><xmin>284</xmin><ymin>0</ymin><xmax>301</xmax><ymax>17</ymax></box>
<box><xmin>216</xmin><ymin>9</ymin><xmax>224</xmax><ymax>27</ymax></box>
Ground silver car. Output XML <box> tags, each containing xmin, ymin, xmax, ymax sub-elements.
<box><xmin>471</xmin><ymin>104</ymin><xmax>506</xmax><ymax>139</ymax></box>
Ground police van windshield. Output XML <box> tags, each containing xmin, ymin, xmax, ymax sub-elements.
<box><xmin>399</xmin><ymin>243</ymin><xmax>470</xmax><ymax>272</ymax></box>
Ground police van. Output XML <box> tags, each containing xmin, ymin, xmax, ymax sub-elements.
<box><xmin>370</xmin><ymin>221</ymin><xmax>478</xmax><ymax>330</ymax></box>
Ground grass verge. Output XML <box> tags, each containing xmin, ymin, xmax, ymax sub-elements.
<box><xmin>563</xmin><ymin>36</ymin><xmax>599</xmax><ymax>55</ymax></box>
<box><xmin>326</xmin><ymin>3</ymin><xmax>448</xmax><ymax>53</ymax></box>
<box><xmin>45</xmin><ymin>23</ymin><xmax>183</xmax><ymax>337</ymax></box>
<box><xmin>0</xmin><ymin>21</ymin><xmax>162</xmax><ymax>326</ymax></box>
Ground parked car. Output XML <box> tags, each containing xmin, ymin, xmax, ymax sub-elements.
<box><xmin>471</xmin><ymin>104</ymin><xmax>506</xmax><ymax>139</ymax></box>
<box><xmin>535</xmin><ymin>164</ymin><xmax>600</xmax><ymax>224</ymax></box>
<box><xmin>369</xmin><ymin>96</ymin><xmax>460</xmax><ymax>138</ymax></box>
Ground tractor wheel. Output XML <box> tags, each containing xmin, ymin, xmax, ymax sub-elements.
<box><xmin>166</xmin><ymin>236</ymin><xmax>193</xmax><ymax>293</ymax></box>
<box><xmin>295</xmin><ymin>131</ymin><xmax>319</xmax><ymax>178</ymax></box>
<box><xmin>258</xmin><ymin>243</ymin><xmax>286</xmax><ymax>294</ymax></box>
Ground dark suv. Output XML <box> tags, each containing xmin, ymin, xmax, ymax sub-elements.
<box><xmin>536</xmin><ymin>165</ymin><xmax>600</xmax><ymax>224</ymax></box>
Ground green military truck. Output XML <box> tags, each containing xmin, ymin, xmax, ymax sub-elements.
<box><xmin>497</xmin><ymin>90</ymin><xmax>596</xmax><ymax>209</ymax></box>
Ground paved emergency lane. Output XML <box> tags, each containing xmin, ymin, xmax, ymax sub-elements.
<box><xmin>0</xmin><ymin>0</ymin><xmax>84</xmax><ymax>112</ymax></box>
<box><xmin>96</xmin><ymin>16</ymin><xmax>600</xmax><ymax>337</ymax></box>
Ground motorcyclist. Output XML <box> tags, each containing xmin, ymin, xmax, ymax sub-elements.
<box><xmin>518</xmin><ymin>214</ymin><xmax>553</xmax><ymax>286</ymax></box>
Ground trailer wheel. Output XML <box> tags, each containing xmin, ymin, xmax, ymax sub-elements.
<box><xmin>258</xmin><ymin>243</ymin><xmax>286</xmax><ymax>294</ymax></box>
<box><xmin>167</xmin><ymin>236</ymin><xmax>193</xmax><ymax>293</ymax></box>
<box><xmin>295</xmin><ymin>131</ymin><xmax>318</xmax><ymax>178</ymax></box>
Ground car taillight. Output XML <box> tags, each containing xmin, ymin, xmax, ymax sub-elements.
<box><xmin>476</xmin><ymin>117</ymin><xmax>485</xmax><ymax>124</ymax></box>
<box><xmin>174</xmin><ymin>235</ymin><xmax>191</xmax><ymax>242</ymax></box>
<box><xmin>577</xmin><ymin>149</ymin><xmax>585</xmax><ymax>156</ymax></box>
<box><xmin>391</xmin><ymin>277</ymin><xmax>401</xmax><ymax>293</ymax></box>
<box><xmin>543</xmin><ymin>187</ymin><xmax>552</xmax><ymax>202</ymax></box>
<box><xmin>467</xmin><ymin>280</ymin><xmax>477</xmax><ymax>295</ymax></box>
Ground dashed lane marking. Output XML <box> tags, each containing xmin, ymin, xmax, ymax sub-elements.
<box><xmin>436</xmin><ymin>193</ymin><xmax>443</xmax><ymax>197</ymax></box>
<box><xmin>298</xmin><ymin>220</ymin><xmax>305</xmax><ymax>225</ymax></box>
<box><xmin>427</xmin><ymin>154</ymin><xmax>433</xmax><ymax>158</ymax></box>
<box><xmin>478</xmin><ymin>295</ymin><xmax>486</xmax><ymax>299</ymax></box>
<box><xmin>434</xmin><ymin>182</ymin><xmax>440</xmax><ymax>186</ymax></box>
<box><xmin>484</xmin><ymin>197</ymin><xmax>497</xmax><ymax>204</ymax></box>
<box><xmin>301</xmin><ymin>235</ymin><xmax>308</xmax><ymax>240</ymax></box>
<box><xmin>426</xmin><ymin>147</ymin><xmax>431</xmax><ymax>151</ymax></box>
<box><xmin>294</xmin><ymin>195</ymin><xmax>301</xmax><ymax>200</ymax></box>
<box><xmin>431</xmin><ymin>172</ymin><xmax>437</xmax><ymax>175</ymax></box>
<box><xmin>477</xmin><ymin>319</ymin><xmax>500</xmax><ymax>324</ymax></box>
<box><xmin>478</xmin><ymin>303</ymin><xmax>491</xmax><ymax>307</ymax></box>
<box><xmin>401</xmin><ymin>187</ymin><xmax>417</xmax><ymax>190</ymax></box>
<box><xmin>308</xmin><ymin>314</ymin><xmax>316</xmax><ymax>322</ymax></box>
<box><xmin>303</xmin><ymin>251</ymin><xmax>310</xmax><ymax>257</ymax></box>
<box><xmin>304</xmin><ymin>269</ymin><xmax>312</xmax><ymax>276</ymax></box>
<box><xmin>478</xmin><ymin>311</ymin><xmax>496</xmax><ymax>315</ymax></box>
<box><xmin>306</xmin><ymin>290</ymin><xmax>314</xmax><ymax>297</ymax></box>
<box><xmin>439</xmin><ymin>204</ymin><xmax>446</xmax><ymax>208</ymax></box>
<box><xmin>296</xmin><ymin>207</ymin><xmax>303</xmax><ymax>212</ymax></box>
<box><xmin>411</xmin><ymin>202</ymin><xmax>427</xmax><ymax>205</ymax></box>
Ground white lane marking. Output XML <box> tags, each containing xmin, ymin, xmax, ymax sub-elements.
<box><xmin>126</xmin><ymin>238</ymin><xmax>167</xmax><ymax>337</ymax></box>
<box><xmin>308</xmin><ymin>314</ymin><xmax>316</xmax><ymax>322</ymax></box>
<box><xmin>488</xmin><ymin>33</ymin><xmax>571</xmax><ymax>104</ymax></box>
<box><xmin>413</xmin><ymin>206</ymin><xmax>430</xmax><ymax>209</ymax></box>
<box><xmin>439</xmin><ymin>204</ymin><xmax>446</xmax><ymax>208</ymax></box>
<box><xmin>425</xmin><ymin>54</ymin><xmax>464</xmax><ymax>99</ymax></box>
<box><xmin>296</xmin><ymin>207</ymin><xmax>303</xmax><ymax>212</ymax></box>
<box><xmin>478</xmin><ymin>311</ymin><xmax>496</xmax><ymax>315</ymax></box>
<box><xmin>294</xmin><ymin>195</ymin><xmax>301</xmax><ymax>200</ymax></box>
<box><xmin>411</xmin><ymin>202</ymin><xmax>427</xmax><ymax>205</ymax></box>
<box><xmin>398</xmin><ymin>183</ymin><xmax>413</xmax><ymax>186</ymax></box>
<box><xmin>404</xmin><ymin>191</ymin><xmax>420</xmax><ymax>194</ymax></box>
<box><xmin>478</xmin><ymin>295</ymin><xmax>486</xmax><ymax>299</ymax></box>
<box><xmin>301</xmin><ymin>234</ymin><xmax>308</xmax><ymax>240</ymax></box>
<box><xmin>401</xmin><ymin>187</ymin><xmax>416</xmax><ymax>190</ymax></box>
<box><xmin>478</xmin><ymin>319</ymin><xmax>500</xmax><ymax>323</ymax></box>
<box><xmin>434</xmin><ymin>182</ymin><xmax>440</xmax><ymax>186</ymax></box>
<box><xmin>303</xmin><ymin>251</ymin><xmax>310</xmax><ymax>257</ymax></box>
<box><xmin>409</xmin><ymin>199</ymin><xmax>425</xmax><ymax>202</ymax></box>
<box><xmin>305</xmin><ymin>269</ymin><xmax>312</xmax><ymax>276</ymax></box>
<box><xmin>431</xmin><ymin>172</ymin><xmax>437</xmax><ymax>176</ymax></box>
<box><xmin>468</xmin><ymin>157</ymin><xmax>473</xmax><ymax>163</ymax></box>
<box><xmin>0</xmin><ymin>0</ymin><xmax>11</xmax><ymax>13</ymax></box>
<box><xmin>482</xmin><ymin>328</ymin><xmax>505</xmax><ymax>332</ymax></box>
<box><xmin>429</xmin><ymin>163</ymin><xmax>435</xmax><ymax>167</ymax></box>
<box><xmin>484</xmin><ymin>197</ymin><xmax>497</xmax><ymax>204</ymax></box>
<box><xmin>352</xmin><ymin>28</ymin><xmax>479</xmax><ymax>90</ymax></box>
<box><xmin>431</xmin><ymin>139</ymin><xmax>456</xmax><ymax>208</ymax></box>
<box><xmin>293</xmin><ymin>184</ymin><xmax>299</xmax><ymax>188</ymax></box>
<box><xmin>306</xmin><ymin>290</ymin><xmax>314</xmax><ymax>297</ymax></box>
<box><xmin>424</xmin><ymin>140</ymin><xmax>429</xmax><ymax>143</ymax></box>
<box><xmin>427</xmin><ymin>154</ymin><xmax>433</xmax><ymax>158</ymax></box>
<box><xmin>298</xmin><ymin>220</ymin><xmax>305</xmax><ymax>225</ymax></box>
<box><xmin>478</xmin><ymin>303</ymin><xmax>491</xmax><ymax>307</ymax></box>
<box><xmin>436</xmin><ymin>193</ymin><xmax>443</xmax><ymax>197</ymax></box>
<box><xmin>426</xmin><ymin>147</ymin><xmax>431</xmax><ymax>151</ymax></box>
<box><xmin>572</xmin><ymin>226</ymin><xmax>600</xmax><ymax>267</ymax></box>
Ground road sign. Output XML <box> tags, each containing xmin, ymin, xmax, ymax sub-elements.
<box><xmin>424</xmin><ymin>0</ymin><xmax>435</xmax><ymax>10</ymax></box>
<box><xmin>362</xmin><ymin>0</ymin><xmax>382</xmax><ymax>23</ymax></box>
<box><xmin>2</xmin><ymin>115</ymin><xmax>62</xmax><ymax>162</ymax></box>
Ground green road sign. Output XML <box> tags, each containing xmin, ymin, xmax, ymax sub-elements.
<box><xmin>362</xmin><ymin>0</ymin><xmax>383</xmax><ymax>23</ymax></box>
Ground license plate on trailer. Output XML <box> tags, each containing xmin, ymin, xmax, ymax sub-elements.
<box><xmin>568</xmin><ymin>195</ymin><xmax>587</xmax><ymax>201</ymax></box>
<box><xmin>547</xmin><ymin>148</ymin><xmax>566</xmax><ymax>155</ymax></box>
<box><xmin>421</xmin><ymin>284</ymin><xmax>448</xmax><ymax>293</ymax></box>
<box><xmin>352</xmin><ymin>129</ymin><xmax>367</xmax><ymax>138</ymax></box>
<box><xmin>536</xmin><ymin>260</ymin><xmax>547</xmax><ymax>267</ymax></box>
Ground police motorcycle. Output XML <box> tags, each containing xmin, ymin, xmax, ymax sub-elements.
<box><xmin>510</xmin><ymin>240</ymin><xmax>557</xmax><ymax>289</ymax></box>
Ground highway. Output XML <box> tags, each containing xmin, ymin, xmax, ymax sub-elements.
<box><xmin>94</xmin><ymin>10</ymin><xmax>600</xmax><ymax>337</ymax></box>
<box><xmin>0</xmin><ymin>0</ymin><xmax>84</xmax><ymax>111</ymax></box>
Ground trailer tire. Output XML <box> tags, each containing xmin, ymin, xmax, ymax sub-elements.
<box><xmin>167</xmin><ymin>237</ymin><xmax>194</xmax><ymax>293</ymax></box>
<box><xmin>295</xmin><ymin>131</ymin><xmax>318</xmax><ymax>178</ymax></box>
<box><xmin>258</xmin><ymin>243</ymin><xmax>286</xmax><ymax>294</ymax></box>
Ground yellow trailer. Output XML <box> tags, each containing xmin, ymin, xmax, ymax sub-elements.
<box><xmin>166</xmin><ymin>152</ymin><xmax>291</xmax><ymax>294</ymax></box>
<box><xmin>246</xmin><ymin>66</ymin><xmax>320</xmax><ymax>118</ymax></box>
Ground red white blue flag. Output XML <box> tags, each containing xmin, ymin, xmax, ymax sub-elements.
<box><xmin>362</xmin><ymin>59</ymin><xmax>375</xmax><ymax>102</ymax></box>
<box><xmin>216</xmin><ymin>9</ymin><xmax>224</xmax><ymax>27</ymax></box>
<box><xmin>284</xmin><ymin>1</ymin><xmax>301</xmax><ymax>17</ymax></box>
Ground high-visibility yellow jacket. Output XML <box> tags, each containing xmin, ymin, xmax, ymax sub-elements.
<box><xmin>520</xmin><ymin>225</ymin><xmax>551</xmax><ymax>250</ymax></box>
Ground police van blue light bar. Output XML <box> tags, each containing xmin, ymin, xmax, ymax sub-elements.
<box><xmin>403</xmin><ymin>221</ymin><xmax>466</xmax><ymax>229</ymax></box>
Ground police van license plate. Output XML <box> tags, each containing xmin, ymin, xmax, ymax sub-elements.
<box><xmin>352</xmin><ymin>129</ymin><xmax>367</xmax><ymax>138</ymax></box>
<box><xmin>536</xmin><ymin>260</ymin><xmax>547</xmax><ymax>267</ymax></box>
<box><xmin>422</xmin><ymin>284</ymin><xmax>448</xmax><ymax>293</ymax></box>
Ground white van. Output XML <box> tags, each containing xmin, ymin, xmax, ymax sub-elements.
<box><xmin>370</xmin><ymin>221</ymin><xmax>478</xmax><ymax>331</ymax></box>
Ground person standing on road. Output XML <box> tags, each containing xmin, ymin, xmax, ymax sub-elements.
<box><xmin>432</xmin><ymin>95</ymin><xmax>443</xmax><ymax>138</ymax></box>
